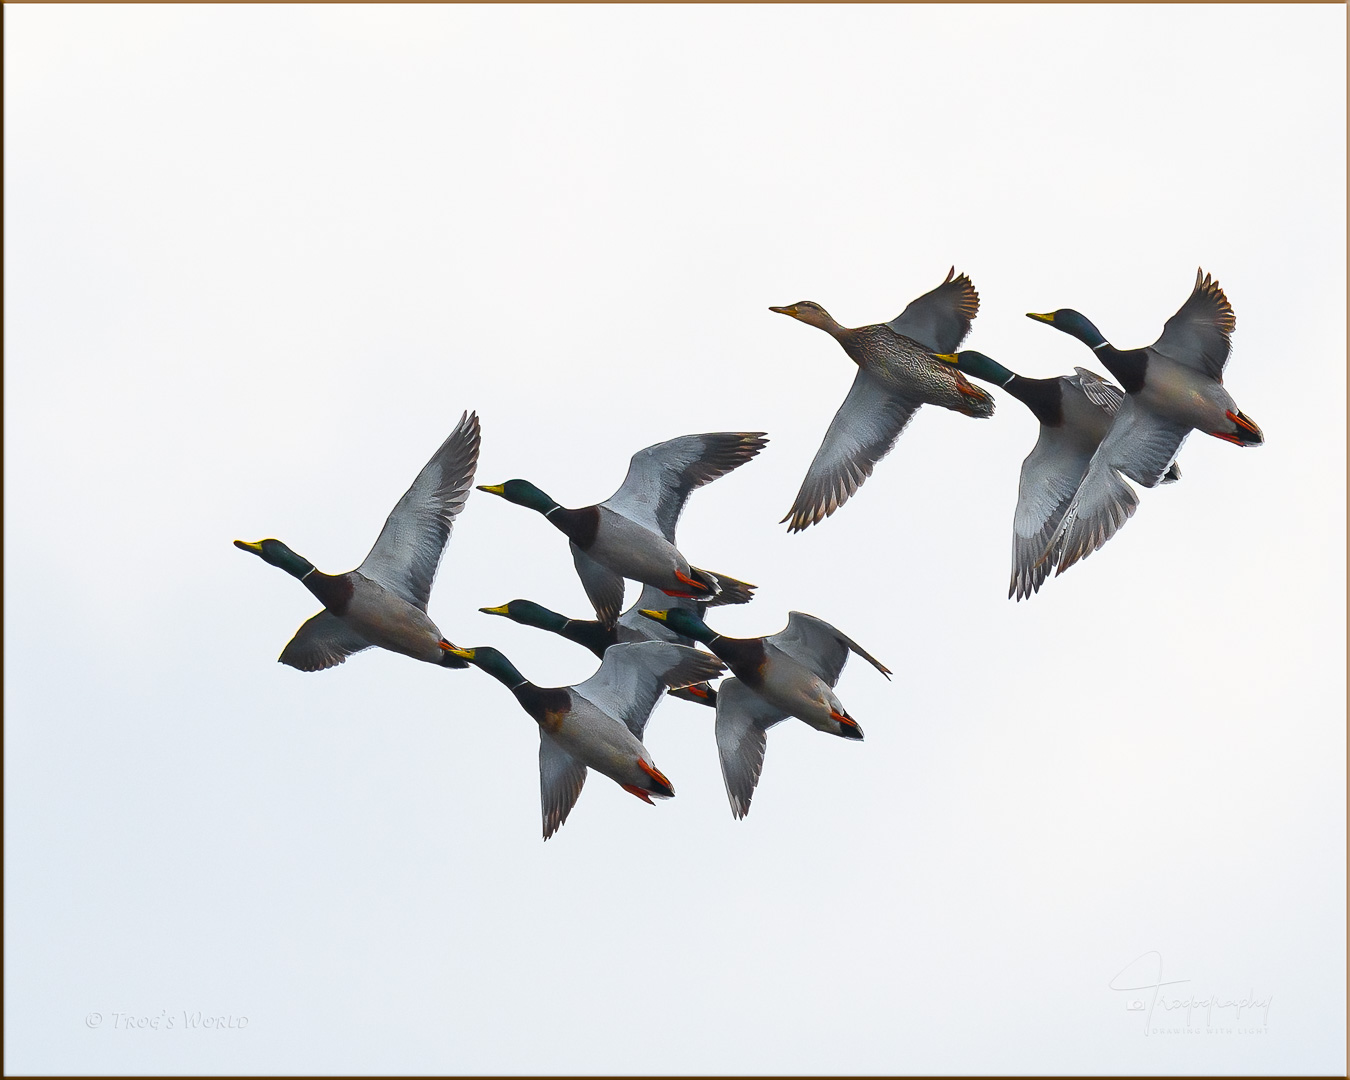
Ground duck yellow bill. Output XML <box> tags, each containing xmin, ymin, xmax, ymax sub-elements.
<box><xmin>933</xmin><ymin>353</ymin><xmax>959</xmax><ymax>365</ymax></box>
<box><xmin>476</xmin><ymin>484</ymin><xmax>506</xmax><ymax>495</ymax></box>
<box><xmin>1026</xmin><ymin>312</ymin><xmax>1055</xmax><ymax>324</ymax></box>
<box><xmin>233</xmin><ymin>540</ymin><xmax>264</xmax><ymax>553</ymax></box>
<box><xmin>479</xmin><ymin>604</ymin><xmax>510</xmax><ymax>616</ymax></box>
<box><xmin>768</xmin><ymin>304</ymin><xmax>798</xmax><ymax>316</ymax></box>
<box><xmin>440</xmin><ymin>644</ymin><xmax>475</xmax><ymax>660</ymax></box>
<box><xmin>639</xmin><ymin>609</ymin><xmax>668</xmax><ymax>621</ymax></box>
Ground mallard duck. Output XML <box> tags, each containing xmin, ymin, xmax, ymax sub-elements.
<box><xmin>477</xmin><ymin>432</ymin><xmax>767</xmax><ymax>627</ymax></box>
<box><xmin>235</xmin><ymin>411</ymin><xmax>480</xmax><ymax>670</ymax></box>
<box><xmin>447</xmin><ymin>641</ymin><xmax>725</xmax><ymax>838</ymax></box>
<box><xmin>479</xmin><ymin>585</ymin><xmax>718</xmax><ymax>705</ymax></box>
<box><xmin>639</xmin><ymin>608</ymin><xmax>891</xmax><ymax>818</ymax></box>
<box><xmin>771</xmin><ymin>268</ymin><xmax>995</xmax><ymax>531</ymax></box>
<box><xmin>935</xmin><ymin>351</ymin><xmax>1180</xmax><ymax>599</ymax></box>
<box><xmin>1027</xmin><ymin>269</ymin><xmax>1263</xmax><ymax>573</ymax></box>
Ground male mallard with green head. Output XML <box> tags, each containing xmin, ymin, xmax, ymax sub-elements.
<box><xmin>1026</xmin><ymin>269</ymin><xmax>1263</xmax><ymax>573</ymax></box>
<box><xmin>935</xmin><ymin>351</ymin><xmax>1179</xmax><ymax>599</ymax></box>
<box><xmin>639</xmin><ymin>608</ymin><xmax>890</xmax><ymax>818</ymax></box>
<box><xmin>448</xmin><ymin>641</ymin><xmax>724</xmax><ymax>838</ymax></box>
<box><xmin>235</xmin><ymin>411</ymin><xmax>479</xmax><ymax>670</ymax></box>
<box><xmin>477</xmin><ymin>431</ymin><xmax>766</xmax><ymax>627</ymax></box>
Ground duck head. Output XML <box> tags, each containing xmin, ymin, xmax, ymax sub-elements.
<box><xmin>769</xmin><ymin>301</ymin><xmax>843</xmax><ymax>335</ymax></box>
<box><xmin>933</xmin><ymin>349</ymin><xmax>1015</xmax><ymax>387</ymax></box>
<box><xmin>639</xmin><ymin>608</ymin><xmax>716</xmax><ymax>644</ymax></box>
<box><xmin>475</xmin><ymin>479</ymin><xmax>560</xmax><ymax>515</ymax></box>
<box><xmin>479</xmin><ymin>599</ymin><xmax>568</xmax><ymax>633</ymax></box>
<box><xmin>233</xmin><ymin>538</ymin><xmax>314</xmax><ymax>579</ymax></box>
<box><xmin>1026</xmin><ymin>308</ymin><xmax>1107</xmax><ymax>349</ymax></box>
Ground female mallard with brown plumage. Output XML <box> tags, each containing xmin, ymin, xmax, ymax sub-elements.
<box><xmin>771</xmin><ymin>268</ymin><xmax>995</xmax><ymax>531</ymax></box>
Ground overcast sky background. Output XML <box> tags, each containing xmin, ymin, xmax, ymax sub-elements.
<box><xmin>6</xmin><ymin>4</ymin><xmax>1345</xmax><ymax>1074</ymax></box>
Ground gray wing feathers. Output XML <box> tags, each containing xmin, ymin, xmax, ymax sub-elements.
<box><xmin>1051</xmin><ymin>400</ymin><xmax>1191</xmax><ymax>575</ymax></box>
<box><xmin>572</xmin><ymin>641</ymin><xmax>725</xmax><ymax>739</ymax></box>
<box><xmin>1010</xmin><ymin>430</ymin><xmax>1092</xmax><ymax>600</ymax></box>
<box><xmin>570</xmin><ymin>542</ymin><xmax>627</xmax><ymax>629</ymax></box>
<box><xmin>1072</xmin><ymin>367</ymin><xmax>1124</xmax><ymax>414</ymax></box>
<box><xmin>603</xmin><ymin>432</ymin><xmax>768</xmax><ymax>541</ymax></box>
<box><xmin>539</xmin><ymin>734</ymin><xmax>588</xmax><ymax>840</ymax></box>
<box><xmin>359</xmin><ymin>411</ymin><xmax>481</xmax><ymax>610</ymax></box>
<box><xmin>885</xmin><ymin>267</ymin><xmax>980</xmax><ymax>354</ymax></box>
<box><xmin>1151</xmin><ymin>268</ymin><xmax>1235</xmax><ymax>380</ymax></box>
<box><xmin>714</xmin><ymin>679</ymin><xmax>787</xmax><ymax>820</ymax></box>
<box><xmin>769</xmin><ymin>612</ymin><xmax>892</xmax><ymax>686</ymax></box>
<box><xmin>278</xmin><ymin>611</ymin><xmax>373</xmax><ymax>671</ymax></box>
<box><xmin>783</xmin><ymin>369</ymin><xmax>920</xmax><ymax>532</ymax></box>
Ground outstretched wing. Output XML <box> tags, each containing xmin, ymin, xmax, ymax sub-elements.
<box><xmin>1051</xmin><ymin>398</ymin><xmax>1191</xmax><ymax>576</ymax></box>
<box><xmin>278</xmin><ymin>611</ymin><xmax>373</xmax><ymax>671</ymax></box>
<box><xmin>885</xmin><ymin>267</ymin><xmax>980</xmax><ymax>354</ymax></box>
<box><xmin>714</xmin><ymin>679</ymin><xmax>788</xmax><ymax>820</ymax></box>
<box><xmin>782</xmin><ymin>369</ymin><xmax>920</xmax><ymax>532</ymax></box>
<box><xmin>1150</xmin><ymin>268</ymin><xmax>1235</xmax><ymax>380</ymax></box>
<box><xmin>359</xmin><ymin>411</ymin><xmax>481</xmax><ymax>610</ymax></box>
<box><xmin>1009</xmin><ymin>426</ymin><xmax>1095</xmax><ymax>600</ymax></box>
<box><xmin>539</xmin><ymin>733</ymin><xmax>588</xmax><ymax>841</ymax></box>
<box><xmin>572</xmin><ymin>641</ymin><xmax>725</xmax><ymax>739</ymax></box>
<box><xmin>768</xmin><ymin>611</ymin><xmax>892</xmax><ymax>686</ymax></box>
<box><xmin>601</xmin><ymin>432</ymin><xmax>768</xmax><ymax>541</ymax></box>
<box><xmin>571</xmin><ymin>542</ymin><xmax>627</xmax><ymax>629</ymax></box>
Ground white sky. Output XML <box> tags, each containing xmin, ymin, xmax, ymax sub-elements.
<box><xmin>6</xmin><ymin>3</ymin><xmax>1345</xmax><ymax>1074</ymax></box>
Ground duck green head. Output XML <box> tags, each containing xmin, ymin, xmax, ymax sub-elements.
<box><xmin>479</xmin><ymin>599</ymin><xmax>569</xmax><ymax>633</ymax></box>
<box><xmin>234</xmin><ymin>538</ymin><xmax>314</xmax><ymax>579</ymax></box>
<box><xmin>933</xmin><ymin>350</ymin><xmax>1015</xmax><ymax>387</ymax></box>
<box><xmin>444</xmin><ymin>645</ymin><xmax>530</xmax><ymax>689</ymax></box>
<box><xmin>1026</xmin><ymin>308</ymin><xmax>1107</xmax><ymax>349</ymax></box>
<box><xmin>476</xmin><ymin>480</ymin><xmax>560</xmax><ymax>515</ymax></box>
<box><xmin>639</xmin><ymin>608</ymin><xmax>716</xmax><ymax>644</ymax></box>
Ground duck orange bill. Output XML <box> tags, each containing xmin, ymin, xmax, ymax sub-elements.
<box><xmin>1226</xmin><ymin>410</ymin><xmax>1263</xmax><ymax>435</ymax></box>
<box><xmin>830</xmin><ymin>710</ymin><xmax>859</xmax><ymax>729</ymax></box>
<box><xmin>637</xmin><ymin>758</ymin><xmax>674</xmax><ymax>795</ymax></box>
<box><xmin>621</xmin><ymin>784</ymin><xmax>655</xmax><ymax>805</ymax></box>
<box><xmin>668</xmin><ymin>569</ymin><xmax>711</xmax><ymax>596</ymax></box>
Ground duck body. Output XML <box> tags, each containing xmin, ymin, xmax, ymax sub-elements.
<box><xmin>235</xmin><ymin>411</ymin><xmax>481</xmax><ymax>671</ymax></box>
<box><xmin>841</xmin><ymin>323</ymin><xmax>995</xmax><ymax>416</ymax></box>
<box><xmin>941</xmin><ymin>351</ymin><xmax>1179</xmax><ymax>598</ymax></box>
<box><xmin>771</xmin><ymin>269</ymin><xmax>994</xmax><ymax>532</ymax></box>
<box><xmin>450</xmin><ymin>641</ymin><xmax>725</xmax><ymax>838</ymax></box>
<box><xmin>308</xmin><ymin>569</ymin><xmax>462</xmax><ymax>665</ymax></box>
<box><xmin>1028</xmin><ymin>269</ymin><xmax>1262</xmax><ymax>574</ymax></box>
<box><xmin>478</xmin><ymin>431</ymin><xmax>766</xmax><ymax>626</ymax></box>
<box><xmin>640</xmin><ymin>608</ymin><xmax>891</xmax><ymax>817</ymax></box>
<box><xmin>708</xmin><ymin>633</ymin><xmax>860</xmax><ymax>738</ymax></box>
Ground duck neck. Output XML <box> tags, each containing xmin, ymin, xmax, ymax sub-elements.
<box><xmin>546</xmin><ymin>505</ymin><xmax>600</xmax><ymax>548</ymax></box>
<box><xmin>474</xmin><ymin>649</ymin><xmax>533</xmax><ymax>693</ymax></box>
<box><xmin>304</xmin><ymin>570</ymin><xmax>353</xmax><ymax>613</ymax></box>
<box><xmin>1004</xmin><ymin>375</ymin><xmax>1064</xmax><ymax>427</ymax></box>
<box><xmin>562</xmin><ymin>619</ymin><xmax>617</xmax><ymax>659</ymax></box>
